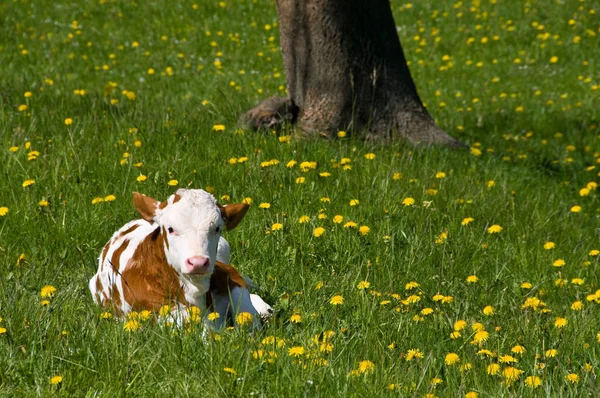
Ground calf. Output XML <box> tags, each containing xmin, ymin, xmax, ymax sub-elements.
<box><xmin>89</xmin><ymin>189</ymin><xmax>271</xmax><ymax>329</ymax></box>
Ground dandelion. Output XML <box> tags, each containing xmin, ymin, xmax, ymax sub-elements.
<box><xmin>570</xmin><ymin>205</ymin><xmax>582</xmax><ymax>213</ymax></box>
<box><xmin>329</xmin><ymin>295</ymin><xmax>344</xmax><ymax>305</ymax></box>
<box><xmin>290</xmin><ymin>314</ymin><xmax>302</xmax><ymax>323</ymax></box>
<box><xmin>566</xmin><ymin>373</ymin><xmax>579</xmax><ymax>384</ymax></box>
<box><xmin>466</xmin><ymin>275</ymin><xmax>478</xmax><ymax>283</ymax></box>
<box><xmin>402</xmin><ymin>197</ymin><xmax>415</xmax><ymax>206</ymax></box>
<box><xmin>337</xmin><ymin>131</ymin><xmax>346</xmax><ymax>138</ymax></box>
<box><xmin>271</xmin><ymin>223</ymin><xmax>283</xmax><ymax>231</ymax></box>
<box><xmin>483</xmin><ymin>305</ymin><xmax>495</xmax><ymax>316</ymax></box>
<box><xmin>298</xmin><ymin>215</ymin><xmax>309</xmax><ymax>223</ymax></box>
<box><xmin>207</xmin><ymin>312</ymin><xmax>220</xmax><ymax>321</ymax></box>
<box><xmin>435</xmin><ymin>171</ymin><xmax>446</xmax><ymax>179</ymax></box>
<box><xmin>589</xmin><ymin>249</ymin><xmax>599</xmax><ymax>257</ymax></box>
<box><xmin>167</xmin><ymin>179</ymin><xmax>178</xmax><ymax>186</ymax></box>
<box><xmin>554</xmin><ymin>317</ymin><xmax>568</xmax><ymax>328</ymax></box>
<box><xmin>0</xmin><ymin>207</ymin><xmax>8</xmax><ymax>216</ymax></box>
<box><xmin>473</xmin><ymin>330</ymin><xmax>490</xmax><ymax>344</ymax></box>
<box><xmin>22</xmin><ymin>179</ymin><xmax>35</xmax><ymax>188</ymax></box>
<box><xmin>358</xmin><ymin>226</ymin><xmax>370</xmax><ymax>235</ymax></box>
<box><xmin>343</xmin><ymin>221</ymin><xmax>357</xmax><ymax>228</ymax></box>
<box><xmin>502</xmin><ymin>367</ymin><xmax>523</xmax><ymax>384</ymax></box>
<box><xmin>364</xmin><ymin>153</ymin><xmax>375</xmax><ymax>160</ymax></box>
<box><xmin>50</xmin><ymin>375</ymin><xmax>63</xmax><ymax>385</ymax></box>
<box><xmin>349</xmin><ymin>199</ymin><xmax>359</xmax><ymax>206</ymax></box>
<box><xmin>544</xmin><ymin>241</ymin><xmax>556</xmax><ymax>249</ymax></box>
<box><xmin>212</xmin><ymin>124</ymin><xmax>225</xmax><ymax>131</ymax></box>
<box><xmin>357</xmin><ymin>281</ymin><xmax>371</xmax><ymax>290</ymax></box>
<box><xmin>295</xmin><ymin>177</ymin><xmax>305</xmax><ymax>184</ymax></box>
<box><xmin>511</xmin><ymin>345</ymin><xmax>526</xmax><ymax>355</ymax></box>
<box><xmin>259</xmin><ymin>203</ymin><xmax>271</xmax><ymax>209</ymax></box>
<box><xmin>553</xmin><ymin>259</ymin><xmax>565</xmax><ymax>267</ymax></box>
<box><xmin>525</xmin><ymin>375</ymin><xmax>542</xmax><ymax>388</ymax></box>
<box><xmin>358</xmin><ymin>360</ymin><xmax>375</xmax><ymax>373</ymax></box>
<box><xmin>545</xmin><ymin>349</ymin><xmax>557</xmax><ymax>358</ymax></box>
<box><xmin>406</xmin><ymin>349</ymin><xmax>424</xmax><ymax>361</ymax></box>
<box><xmin>136</xmin><ymin>175</ymin><xmax>147</xmax><ymax>182</ymax></box>
<box><xmin>39</xmin><ymin>200</ymin><xmax>49</xmax><ymax>207</ymax></box>
<box><xmin>0</xmin><ymin>327</ymin><xmax>6</xmax><ymax>335</ymax></box>
<box><xmin>288</xmin><ymin>346</ymin><xmax>304</xmax><ymax>357</ymax></box>
<box><xmin>405</xmin><ymin>281</ymin><xmax>420</xmax><ymax>290</ymax></box>
<box><xmin>40</xmin><ymin>285</ymin><xmax>57</xmax><ymax>298</ymax></box>
<box><xmin>453</xmin><ymin>320</ymin><xmax>467</xmax><ymax>331</ymax></box>
<box><xmin>549</xmin><ymin>56</ymin><xmax>558</xmax><ymax>64</ymax></box>
<box><xmin>445</xmin><ymin>353</ymin><xmax>460</xmax><ymax>365</ymax></box>
<box><xmin>100</xmin><ymin>312</ymin><xmax>112</xmax><ymax>319</ymax></box>
<box><xmin>461</xmin><ymin>217</ymin><xmax>474</xmax><ymax>226</ymax></box>
<box><xmin>487</xmin><ymin>363</ymin><xmax>500</xmax><ymax>375</ymax></box>
<box><xmin>223</xmin><ymin>367</ymin><xmax>237</xmax><ymax>375</ymax></box>
<box><xmin>487</xmin><ymin>224</ymin><xmax>503</xmax><ymax>234</ymax></box>
<box><xmin>123</xmin><ymin>320</ymin><xmax>140</xmax><ymax>332</ymax></box>
<box><xmin>465</xmin><ymin>392</ymin><xmax>478</xmax><ymax>398</ymax></box>
<box><xmin>313</xmin><ymin>227</ymin><xmax>325</xmax><ymax>237</ymax></box>
<box><xmin>104</xmin><ymin>195</ymin><xmax>116</xmax><ymax>202</ymax></box>
<box><xmin>332</xmin><ymin>215</ymin><xmax>343</xmax><ymax>224</ymax></box>
<box><xmin>64</xmin><ymin>118</ymin><xmax>73</xmax><ymax>125</ymax></box>
<box><xmin>235</xmin><ymin>312</ymin><xmax>253</xmax><ymax>325</ymax></box>
<box><xmin>499</xmin><ymin>355</ymin><xmax>518</xmax><ymax>364</ymax></box>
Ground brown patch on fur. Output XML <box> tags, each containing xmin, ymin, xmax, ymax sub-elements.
<box><xmin>121</xmin><ymin>227</ymin><xmax>188</xmax><ymax>311</ymax></box>
<box><xmin>161</xmin><ymin>227</ymin><xmax>170</xmax><ymax>250</ymax></box>
<box><xmin>110</xmin><ymin>239</ymin><xmax>130</xmax><ymax>273</ymax></box>
<box><xmin>210</xmin><ymin>261</ymin><xmax>248</xmax><ymax>295</ymax></box>
<box><xmin>100</xmin><ymin>242</ymin><xmax>110</xmax><ymax>272</ymax></box>
<box><xmin>158</xmin><ymin>201</ymin><xmax>168</xmax><ymax>210</ymax></box>
<box><xmin>118</xmin><ymin>223</ymin><xmax>140</xmax><ymax>238</ymax></box>
<box><xmin>219</xmin><ymin>203</ymin><xmax>250</xmax><ymax>230</ymax></box>
<box><xmin>110</xmin><ymin>283</ymin><xmax>123</xmax><ymax>316</ymax></box>
<box><xmin>172</xmin><ymin>193</ymin><xmax>181</xmax><ymax>204</ymax></box>
<box><xmin>95</xmin><ymin>276</ymin><xmax>109</xmax><ymax>306</ymax></box>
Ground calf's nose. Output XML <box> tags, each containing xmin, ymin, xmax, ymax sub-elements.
<box><xmin>185</xmin><ymin>256</ymin><xmax>210</xmax><ymax>274</ymax></box>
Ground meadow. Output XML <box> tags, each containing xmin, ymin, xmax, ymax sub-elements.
<box><xmin>0</xmin><ymin>0</ymin><xmax>599</xmax><ymax>396</ymax></box>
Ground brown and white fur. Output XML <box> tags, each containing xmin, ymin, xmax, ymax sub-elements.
<box><xmin>89</xmin><ymin>189</ymin><xmax>271</xmax><ymax>329</ymax></box>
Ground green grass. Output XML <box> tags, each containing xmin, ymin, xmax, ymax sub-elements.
<box><xmin>1</xmin><ymin>0</ymin><xmax>599</xmax><ymax>396</ymax></box>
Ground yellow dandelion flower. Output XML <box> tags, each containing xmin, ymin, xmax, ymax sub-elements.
<box><xmin>357</xmin><ymin>281</ymin><xmax>371</xmax><ymax>290</ymax></box>
<box><xmin>0</xmin><ymin>207</ymin><xmax>8</xmax><ymax>217</ymax></box>
<box><xmin>298</xmin><ymin>215</ymin><xmax>309</xmax><ymax>223</ymax></box>
<box><xmin>571</xmin><ymin>301</ymin><xmax>584</xmax><ymax>311</ymax></box>
<box><xmin>212</xmin><ymin>124</ymin><xmax>225</xmax><ymax>131</ymax></box>
<box><xmin>332</xmin><ymin>215</ymin><xmax>343</xmax><ymax>224</ymax></box>
<box><xmin>104</xmin><ymin>195</ymin><xmax>116</xmax><ymax>202</ymax></box>
<box><xmin>554</xmin><ymin>317</ymin><xmax>568</xmax><ymax>328</ymax></box>
<box><xmin>100</xmin><ymin>312</ymin><xmax>112</xmax><ymax>319</ymax></box>
<box><xmin>167</xmin><ymin>179</ymin><xmax>178</xmax><ymax>186</ymax></box>
<box><xmin>50</xmin><ymin>375</ymin><xmax>63</xmax><ymax>385</ymax></box>
<box><xmin>545</xmin><ymin>349</ymin><xmax>557</xmax><ymax>358</ymax></box>
<box><xmin>461</xmin><ymin>217</ymin><xmax>474</xmax><ymax>226</ymax></box>
<box><xmin>511</xmin><ymin>345</ymin><xmax>526</xmax><ymax>354</ymax></box>
<box><xmin>259</xmin><ymin>203</ymin><xmax>271</xmax><ymax>209</ymax></box>
<box><xmin>465</xmin><ymin>392</ymin><xmax>478</xmax><ymax>398</ymax></box>
<box><xmin>502</xmin><ymin>366</ymin><xmax>523</xmax><ymax>384</ymax></box>
<box><xmin>123</xmin><ymin>320</ymin><xmax>140</xmax><ymax>332</ymax></box>
<box><xmin>445</xmin><ymin>353</ymin><xmax>460</xmax><ymax>365</ymax></box>
<box><xmin>271</xmin><ymin>223</ymin><xmax>283</xmax><ymax>231</ymax></box>
<box><xmin>40</xmin><ymin>285</ymin><xmax>57</xmax><ymax>298</ymax></box>
<box><xmin>525</xmin><ymin>375</ymin><xmax>542</xmax><ymax>388</ymax></box>
<box><xmin>288</xmin><ymin>346</ymin><xmax>304</xmax><ymax>357</ymax></box>
<box><xmin>570</xmin><ymin>205</ymin><xmax>582</xmax><ymax>213</ymax></box>
<box><xmin>553</xmin><ymin>259</ymin><xmax>565</xmax><ymax>267</ymax></box>
<box><xmin>435</xmin><ymin>171</ymin><xmax>446</xmax><ymax>179</ymax></box>
<box><xmin>487</xmin><ymin>224</ymin><xmax>503</xmax><ymax>234</ymax></box>
<box><xmin>329</xmin><ymin>295</ymin><xmax>344</xmax><ymax>305</ymax></box>
<box><xmin>544</xmin><ymin>241</ymin><xmax>555</xmax><ymax>249</ymax></box>
<box><xmin>22</xmin><ymin>179</ymin><xmax>35</xmax><ymax>188</ymax></box>
<box><xmin>313</xmin><ymin>227</ymin><xmax>325</xmax><ymax>237</ymax></box>
<box><xmin>406</xmin><ymin>349</ymin><xmax>424</xmax><ymax>361</ymax></box>
<box><xmin>343</xmin><ymin>221</ymin><xmax>357</xmax><ymax>228</ymax></box>
<box><xmin>349</xmin><ymin>199</ymin><xmax>359</xmax><ymax>206</ymax></box>
<box><xmin>566</xmin><ymin>373</ymin><xmax>579</xmax><ymax>384</ymax></box>
<box><xmin>39</xmin><ymin>200</ymin><xmax>49</xmax><ymax>207</ymax></box>
<box><xmin>589</xmin><ymin>249</ymin><xmax>599</xmax><ymax>257</ymax></box>
<box><xmin>358</xmin><ymin>360</ymin><xmax>375</xmax><ymax>373</ymax></box>
<box><xmin>402</xmin><ymin>197</ymin><xmax>415</xmax><ymax>206</ymax></box>
<box><xmin>466</xmin><ymin>275</ymin><xmax>478</xmax><ymax>283</ymax></box>
<box><xmin>295</xmin><ymin>177</ymin><xmax>306</xmax><ymax>184</ymax></box>
<box><xmin>358</xmin><ymin>225</ymin><xmax>370</xmax><ymax>235</ymax></box>
<box><xmin>549</xmin><ymin>56</ymin><xmax>558</xmax><ymax>64</ymax></box>
<box><xmin>482</xmin><ymin>305</ymin><xmax>495</xmax><ymax>316</ymax></box>
<box><xmin>223</xmin><ymin>367</ymin><xmax>237</xmax><ymax>375</ymax></box>
<box><xmin>207</xmin><ymin>312</ymin><xmax>220</xmax><ymax>321</ymax></box>
<box><xmin>499</xmin><ymin>355</ymin><xmax>518</xmax><ymax>364</ymax></box>
<box><xmin>487</xmin><ymin>363</ymin><xmax>500</xmax><ymax>375</ymax></box>
<box><xmin>64</xmin><ymin>118</ymin><xmax>73</xmax><ymax>125</ymax></box>
<box><xmin>289</xmin><ymin>314</ymin><xmax>302</xmax><ymax>323</ymax></box>
<box><xmin>453</xmin><ymin>320</ymin><xmax>467</xmax><ymax>331</ymax></box>
<box><xmin>473</xmin><ymin>330</ymin><xmax>490</xmax><ymax>344</ymax></box>
<box><xmin>235</xmin><ymin>312</ymin><xmax>253</xmax><ymax>325</ymax></box>
<box><xmin>337</xmin><ymin>131</ymin><xmax>346</xmax><ymax>138</ymax></box>
<box><xmin>136</xmin><ymin>175</ymin><xmax>147</xmax><ymax>182</ymax></box>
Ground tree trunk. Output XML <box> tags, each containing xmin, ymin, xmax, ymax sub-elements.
<box><xmin>241</xmin><ymin>0</ymin><xmax>463</xmax><ymax>147</ymax></box>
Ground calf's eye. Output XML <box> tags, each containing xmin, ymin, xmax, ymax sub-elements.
<box><xmin>168</xmin><ymin>227</ymin><xmax>175</xmax><ymax>234</ymax></box>
<box><xmin>215</xmin><ymin>226</ymin><xmax>221</xmax><ymax>233</ymax></box>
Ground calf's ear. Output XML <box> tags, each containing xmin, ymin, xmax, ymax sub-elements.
<box><xmin>220</xmin><ymin>203</ymin><xmax>249</xmax><ymax>230</ymax></box>
<box><xmin>133</xmin><ymin>192</ymin><xmax>160</xmax><ymax>222</ymax></box>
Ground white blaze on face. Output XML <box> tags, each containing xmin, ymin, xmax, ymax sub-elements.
<box><xmin>156</xmin><ymin>189</ymin><xmax>225</xmax><ymax>278</ymax></box>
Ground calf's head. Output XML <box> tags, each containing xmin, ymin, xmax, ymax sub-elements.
<box><xmin>132</xmin><ymin>189</ymin><xmax>248</xmax><ymax>279</ymax></box>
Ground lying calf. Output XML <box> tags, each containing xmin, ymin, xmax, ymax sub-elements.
<box><xmin>89</xmin><ymin>189</ymin><xmax>271</xmax><ymax>329</ymax></box>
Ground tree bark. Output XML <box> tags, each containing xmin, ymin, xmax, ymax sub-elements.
<box><xmin>241</xmin><ymin>0</ymin><xmax>463</xmax><ymax>147</ymax></box>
